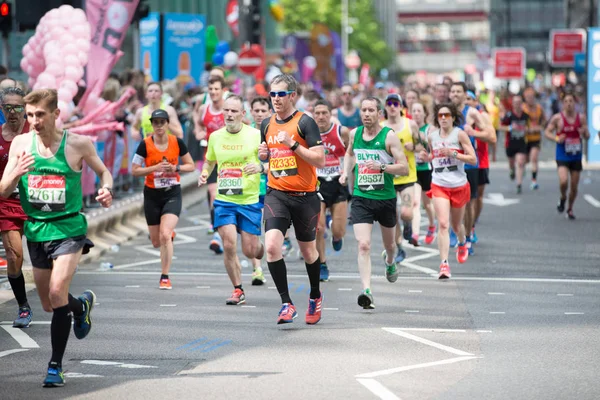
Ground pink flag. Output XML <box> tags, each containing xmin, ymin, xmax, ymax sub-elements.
<box><xmin>81</xmin><ymin>0</ymin><xmax>140</xmax><ymax>109</ymax></box>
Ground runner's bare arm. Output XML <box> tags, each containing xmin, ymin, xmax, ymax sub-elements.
<box><xmin>409</xmin><ymin>119</ymin><xmax>422</xmax><ymax>152</ymax></box>
<box><xmin>544</xmin><ymin>114</ymin><xmax>560</xmax><ymax>141</ymax></box>
<box><xmin>466</xmin><ymin>108</ymin><xmax>496</xmax><ymax>143</ymax></box>
<box><xmin>131</xmin><ymin>108</ymin><xmax>143</xmax><ymax>141</ymax></box>
<box><xmin>179</xmin><ymin>153</ymin><xmax>196</xmax><ymax>173</ymax></box>
<box><xmin>579</xmin><ymin>114</ymin><xmax>590</xmax><ymax>140</ymax></box>
<box><xmin>286</xmin><ymin>115</ymin><xmax>325</xmax><ymax>168</ymax></box>
<box><xmin>0</xmin><ymin>136</ymin><xmax>33</xmax><ymax>198</ymax></box>
<box><xmin>385</xmin><ymin>130</ymin><xmax>409</xmax><ymax>176</ymax></box>
<box><xmin>340</xmin><ymin>126</ymin><xmax>350</xmax><ymax>148</ymax></box>
<box><xmin>167</xmin><ymin>106</ymin><xmax>184</xmax><ymax>138</ymax></box>
<box><xmin>457</xmin><ymin>130</ymin><xmax>478</xmax><ymax>165</ymax></box>
<box><xmin>131</xmin><ymin>141</ymin><xmax>161</xmax><ymax>177</ymax></box>
<box><xmin>340</xmin><ymin>129</ymin><xmax>356</xmax><ymax>186</ymax></box>
<box><xmin>193</xmin><ymin>104</ymin><xmax>207</xmax><ymax>140</ymax></box>
<box><xmin>198</xmin><ymin>160</ymin><xmax>217</xmax><ymax>186</ymax></box>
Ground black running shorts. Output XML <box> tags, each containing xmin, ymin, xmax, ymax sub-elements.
<box><xmin>350</xmin><ymin>196</ymin><xmax>397</xmax><ymax>228</ymax></box>
<box><xmin>143</xmin><ymin>185</ymin><xmax>182</xmax><ymax>226</ymax></box>
<box><xmin>264</xmin><ymin>188</ymin><xmax>321</xmax><ymax>242</ymax></box>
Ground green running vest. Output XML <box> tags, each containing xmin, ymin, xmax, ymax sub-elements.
<box><xmin>352</xmin><ymin>126</ymin><xmax>396</xmax><ymax>200</ymax></box>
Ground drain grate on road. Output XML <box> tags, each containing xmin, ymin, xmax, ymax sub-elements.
<box><xmin>68</xmin><ymin>359</ymin><xmax>205</xmax><ymax>377</ymax></box>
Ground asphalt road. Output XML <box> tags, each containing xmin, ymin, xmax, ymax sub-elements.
<box><xmin>1</xmin><ymin>167</ymin><xmax>599</xmax><ymax>400</ymax></box>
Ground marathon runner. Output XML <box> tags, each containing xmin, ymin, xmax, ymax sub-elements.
<box><xmin>193</xmin><ymin>76</ymin><xmax>226</xmax><ymax>250</ymax></box>
<box><xmin>0</xmin><ymin>89</ymin><xmax>113</xmax><ymax>387</ymax></box>
<box><xmin>383</xmin><ymin>93</ymin><xmax>421</xmax><ymax>263</ymax></box>
<box><xmin>132</xmin><ymin>109</ymin><xmax>195</xmax><ymax>290</ymax></box>
<box><xmin>313</xmin><ymin>99</ymin><xmax>349</xmax><ymax>282</ymax></box>
<box><xmin>340</xmin><ymin>97</ymin><xmax>409</xmax><ymax>309</ymax></box>
<box><xmin>131</xmin><ymin>82</ymin><xmax>183</xmax><ymax>140</ymax></box>
<box><xmin>419</xmin><ymin>103</ymin><xmax>477</xmax><ymax>278</ymax></box>
<box><xmin>334</xmin><ymin>84</ymin><xmax>361</xmax><ymax>129</ymax></box>
<box><xmin>258</xmin><ymin>74</ymin><xmax>325</xmax><ymax>325</ymax></box>
<box><xmin>199</xmin><ymin>95</ymin><xmax>265</xmax><ymax>304</ymax></box>
<box><xmin>544</xmin><ymin>92</ymin><xmax>589</xmax><ymax>219</ymax></box>
<box><xmin>522</xmin><ymin>87</ymin><xmax>547</xmax><ymax>190</ymax></box>
<box><xmin>0</xmin><ymin>87</ymin><xmax>32</xmax><ymax>328</ymax></box>
<box><xmin>404</xmin><ymin>89</ymin><xmax>419</xmax><ymax>119</ymax></box>
<box><xmin>411</xmin><ymin>102</ymin><xmax>436</xmax><ymax>245</ymax></box>
<box><xmin>499</xmin><ymin>94</ymin><xmax>530</xmax><ymax>194</ymax></box>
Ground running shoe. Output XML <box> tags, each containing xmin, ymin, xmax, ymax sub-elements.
<box><xmin>13</xmin><ymin>306</ymin><xmax>32</xmax><ymax>328</ymax></box>
<box><xmin>357</xmin><ymin>288</ymin><xmax>375</xmax><ymax>309</ymax></box>
<box><xmin>466</xmin><ymin>237</ymin><xmax>474</xmax><ymax>256</ymax></box>
<box><xmin>438</xmin><ymin>262</ymin><xmax>451</xmax><ymax>279</ymax></box>
<box><xmin>517</xmin><ymin>185</ymin><xmax>522</xmax><ymax>194</ymax></box>
<box><xmin>226</xmin><ymin>288</ymin><xmax>246</xmax><ymax>305</ymax></box>
<box><xmin>402</xmin><ymin>224</ymin><xmax>413</xmax><ymax>241</ymax></box>
<box><xmin>410</xmin><ymin>233</ymin><xmax>420</xmax><ymax>247</ymax></box>
<box><xmin>471</xmin><ymin>228</ymin><xmax>478</xmax><ymax>244</ymax></box>
<box><xmin>509</xmin><ymin>169</ymin><xmax>515</xmax><ymax>181</ymax></box>
<box><xmin>449</xmin><ymin>229</ymin><xmax>458</xmax><ymax>248</ymax></box>
<box><xmin>332</xmin><ymin>237</ymin><xmax>343</xmax><ymax>252</ymax></box>
<box><xmin>159</xmin><ymin>277</ymin><xmax>172</xmax><ymax>290</ymax></box>
<box><xmin>319</xmin><ymin>263</ymin><xmax>330</xmax><ymax>282</ymax></box>
<box><xmin>531</xmin><ymin>181</ymin><xmax>539</xmax><ymax>190</ymax></box>
<box><xmin>209</xmin><ymin>233</ymin><xmax>224</xmax><ymax>254</ymax></box>
<box><xmin>326</xmin><ymin>214</ymin><xmax>332</xmax><ymax>230</ymax></box>
<box><xmin>566</xmin><ymin>210</ymin><xmax>576</xmax><ymax>220</ymax></box>
<box><xmin>0</xmin><ymin>257</ymin><xmax>6</xmax><ymax>268</ymax></box>
<box><xmin>395</xmin><ymin>246</ymin><xmax>406</xmax><ymax>263</ymax></box>
<box><xmin>207</xmin><ymin>225</ymin><xmax>215</xmax><ymax>235</ymax></box>
<box><xmin>456</xmin><ymin>242</ymin><xmax>469</xmax><ymax>264</ymax></box>
<box><xmin>383</xmin><ymin>250</ymin><xmax>399</xmax><ymax>283</ymax></box>
<box><xmin>425</xmin><ymin>225</ymin><xmax>436</xmax><ymax>245</ymax></box>
<box><xmin>282</xmin><ymin>238</ymin><xmax>293</xmax><ymax>258</ymax></box>
<box><xmin>557</xmin><ymin>198</ymin><xmax>566</xmax><ymax>213</ymax></box>
<box><xmin>73</xmin><ymin>290</ymin><xmax>96</xmax><ymax>340</ymax></box>
<box><xmin>172</xmin><ymin>231</ymin><xmax>176</xmax><ymax>241</ymax></box>
<box><xmin>305</xmin><ymin>293</ymin><xmax>323</xmax><ymax>324</ymax></box>
<box><xmin>43</xmin><ymin>363</ymin><xmax>65</xmax><ymax>388</ymax></box>
<box><xmin>251</xmin><ymin>267</ymin><xmax>266</xmax><ymax>286</ymax></box>
<box><xmin>277</xmin><ymin>303</ymin><xmax>297</xmax><ymax>324</ymax></box>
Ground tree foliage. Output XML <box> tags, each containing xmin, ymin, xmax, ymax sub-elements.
<box><xmin>280</xmin><ymin>0</ymin><xmax>394</xmax><ymax>73</ymax></box>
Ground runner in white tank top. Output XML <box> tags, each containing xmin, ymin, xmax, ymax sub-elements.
<box><xmin>419</xmin><ymin>103</ymin><xmax>476</xmax><ymax>279</ymax></box>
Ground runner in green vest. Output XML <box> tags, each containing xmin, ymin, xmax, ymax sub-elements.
<box><xmin>339</xmin><ymin>97</ymin><xmax>408</xmax><ymax>310</ymax></box>
<box><xmin>132</xmin><ymin>82</ymin><xmax>183</xmax><ymax>140</ymax></box>
<box><xmin>0</xmin><ymin>89</ymin><xmax>114</xmax><ymax>388</ymax></box>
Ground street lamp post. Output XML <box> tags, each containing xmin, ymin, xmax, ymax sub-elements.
<box><xmin>341</xmin><ymin>0</ymin><xmax>348</xmax><ymax>63</ymax></box>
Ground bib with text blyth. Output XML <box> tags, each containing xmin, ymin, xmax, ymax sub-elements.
<box><xmin>269</xmin><ymin>148</ymin><xmax>298</xmax><ymax>178</ymax></box>
<box><xmin>27</xmin><ymin>174</ymin><xmax>66</xmax><ymax>212</ymax></box>
<box><xmin>357</xmin><ymin>164</ymin><xmax>384</xmax><ymax>191</ymax></box>
<box><xmin>218</xmin><ymin>168</ymin><xmax>243</xmax><ymax>195</ymax></box>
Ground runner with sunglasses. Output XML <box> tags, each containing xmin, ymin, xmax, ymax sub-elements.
<box><xmin>258</xmin><ymin>74</ymin><xmax>325</xmax><ymax>325</ymax></box>
<box><xmin>419</xmin><ymin>103</ymin><xmax>477</xmax><ymax>279</ymax></box>
<box><xmin>132</xmin><ymin>109</ymin><xmax>195</xmax><ymax>290</ymax></box>
<box><xmin>0</xmin><ymin>87</ymin><xmax>33</xmax><ymax>328</ymax></box>
<box><xmin>340</xmin><ymin>97</ymin><xmax>408</xmax><ymax>309</ymax></box>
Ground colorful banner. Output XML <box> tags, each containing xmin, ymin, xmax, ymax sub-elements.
<box><xmin>139</xmin><ymin>12</ymin><xmax>161</xmax><ymax>82</ymax></box>
<box><xmin>82</xmin><ymin>0</ymin><xmax>140</xmax><ymax>108</ymax></box>
<box><xmin>586</xmin><ymin>28</ymin><xmax>600</xmax><ymax>163</ymax></box>
<box><xmin>162</xmin><ymin>13</ymin><xmax>206</xmax><ymax>86</ymax></box>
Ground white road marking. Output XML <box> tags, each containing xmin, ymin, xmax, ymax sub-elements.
<box><xmin>267</xmin><ymin>286</ymin><xmax>277</xmax><ymax>289</ymax></box>
<box><xmin>400</xmin><ymin>261</ymin><xmax>438</xmax><ymax>276</ymax></box>
<box><xmin>241</xmin><ymin>305</ymin><xmax>256</xmax><ymax>308</ymax></box>
<box><xmin>64</xmin><ymin>372</ymin><xmax>104</xmax><ymax>378</ymax></box>
<box><xmin>125</xmin><ymin>285</ymin><xmax>140</xmax><ymax>288</ymax></box>
<box><xmin>403</xmin><ymin>253</ymin><xmax>438</xmax><ymax>263</ymax></box>
<box><xmin>112</xmin><ymin>259</ymin><xmax>162</xmax><ymax>270</ymax></box>
<box><xmin>476</xmin><ymin>330</ymin><xmax>493</xmax><ymax>333</ymax></box>
<box><xmin>0</xmin><ymin>349</ymin><xmax>29</xmax><ymax>358</ymax></box>
<box><xmin>383</xmin><ymin>328</ymin><xmax>474</xmax><ymax>356</ymax></box>
<box><xmin>487</xmin><ymin>292</ymin><xmax>505</xmax><ymax>295</ymax></box>
<box><xmin>323</xmin><ymin>307</ymin><xmax>339</xmax><ymax>311</ymax></box>
<box><xmin>1</xmin><ymin>321</ymin><xmax>50</xmax><ymax>325</ymax></box>
<box><xmin>357</xmin><ymin>355</ymin><xmax>478</xmax><ymax>379</ymax></box>
<box><xmin>584</xmin><ymin>194</ymin><xmax>600</xmax><ymax>208</ymax></box>
<box><xmin>196</xmin><ymin>286</ymin><xmax>211</xmax><ymax>289</ymax></box>
<box><xmin>483</xmin><ymin>193</ymin><xmax>520</xmax><ymax>206</ymax></box>
<box><xmin>405</xmin><ymin>310</ymin><xmax>420</xmax><ymax>313</ymax></box>
<box><xmin>159</xmin><ymin>304</ymin><xmax>177</xmax><ymax>307</ymax></box>
<box><xmin>356</xmin><ymin>378</ymin><xmax>401</xmax><ymax>400</ymax></box>
<box><xmin>81</xmin><ymin>360</ymin><xmax>158</xmax><ymax>369</ymax></box>
<box><xmin>338</xmin><ymin>288</ymin><xmax>352</xmax><ymax>291</ymax></box>
<box><xmin>557</xmin><ymin>293</ymin><xmax>574</xmax><ymax>296</ymax></box>
<box><xmin>408</xmin><ymin>290</ymin><xmax>422</xmax><ymax>293</ymax></box>
<box><xmin>564</xmin><ymin>312</ymin><xmax>584</xmax><ymax>315</ymax></box>
<box><xmin>1</xmin><ymin>326</ymin><xmax>39</xmax><ymax>348</ymax></box>
<box><xmin>389</xmin><ymin>328</ymin><xmax>466</xmax><ymax>333</ymax></box>
<box><xmin>489</xmin><ymin>312</ymin><xmax>505</xmax><ymax>314</ymax></box>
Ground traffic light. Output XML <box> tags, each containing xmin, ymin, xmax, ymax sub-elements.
<box><xmin>0</xmin><ymin>1</ymin><xmax>12</xmax><ymax>38</ymax></box>
<box><xmin>248</xmin><ymin>0</ymin><xmax>261</xmax><ymax>45</ymax></box>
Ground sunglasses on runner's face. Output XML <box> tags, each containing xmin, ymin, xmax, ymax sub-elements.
<box><xmin>386</xmin><ymin>101</ymin><xmax>400</xmax><ymax>107</ymax></box>
<box><xmin>438</xmin><ymin>112</ymin><xmax>452</xmax><ymax>119</ymax></box>
<box><xmin>3</xmin><ymin>104</ymin><xmax>24</xmax><ymax>113</ymax></box>
<box><xmin>269</xmin><ymin>91</ymin><xmax>294</xmax><ymax>98</ymax></box>
<box><xmin>342</xmin><ymin>92</ymin><xmax>353</xmax><ymax>95</ymax></box>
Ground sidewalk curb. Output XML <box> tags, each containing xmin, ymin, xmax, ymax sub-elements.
<box><xmin>4</xmin><ymin>171</ymin><xmax>206</xmax><ymax>284</ymax></box>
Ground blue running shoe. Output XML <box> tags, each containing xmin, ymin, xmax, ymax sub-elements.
<box><xmin>332</xmin><ymin>237</ymin><xmax>343</xmax><ymax>252</ymax></box>
<box><xmin>43</xmin><ymin>363</ymin><xmax>65</xmax><ymax>387</ymax></box>
<box><xmin>319</xmin><ymin>263</ymin><xmax>330</xmax><ymax>282</ymax></box>
<box><xmin>209</xmin><ymin>233</ymin><xmax>224</xmax><ymax>254</ymax></box>
<box><xmin>73</xmin><ymin>290</ymin><xmax>96</xmax><ymax>340</ymax></box>
<box><xmin>13</xmin><ymin>306</ymin><xmax>32</xmax><ymax>328</ymax></box>
<box><xmin>471</xmin><ymin>228</ymin><xmax>478</xmax><ymax>244</ymax></box>
<box><xmin>466</xmin><ymin>237</ymin><xmax>474</xmax><ymax>256</ymax></box>
<box><xmin>395</xmin><ymin>247</ymin><xmax>406</xmax><ymax>263</ymax></box>
<box><xmin>449</xmin><ymin>229</ymin><xmax>458</xmax><ymax>248</ymax></box>
<box><xmin>282</xmin><ymin>238</ymin><xmax>293</xmax><ymax>258</ymax></box>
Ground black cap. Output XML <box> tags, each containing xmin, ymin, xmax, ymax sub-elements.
<box><xmin>150</xmin><ymin>109</ymin><xmax>169</xmax><ymax>122</ymax></box>
<box><xmin>386</xmin><ymin>93</ymin><xmax>402</xmax><ymax>103</ymax></box>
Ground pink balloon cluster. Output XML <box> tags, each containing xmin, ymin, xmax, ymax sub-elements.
<box><xmin>19</xmin><ymin>5</ymin><xmax>92</xmax><ymax>123</ymax></box>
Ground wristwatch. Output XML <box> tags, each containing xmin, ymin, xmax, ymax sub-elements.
<box><xmin>290</xmin><ymin>141</ymin><xmax>300</xmax><ymax>151</ymax></box>
<box><xmin>176</xmin><ymin>165</ymin><xmax>181</xmax><ymax>173</ymax></box>
<box><xmin>452</xmin><ymin>151</ymin><xmax>458</xmax><ymax>159</ymax></box>
<box><xmin>379</xmin><ymin>163</ymin><xmax>387</xmax><ymax>172</ymax></box>
<box><xmin>103</xmin><ymin>186</ymin><xmax>114</xmax><ymax>197</ymax></box>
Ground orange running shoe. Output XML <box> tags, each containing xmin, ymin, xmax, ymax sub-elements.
<box><xmin>424</xmin><ymin>226</ymin><xmax>436</xmax><ymax>245</ymax></box>
<box><xmin>456</xmin><ymin>243</ymin><xmax>469</xmax><ymax>264</ymax></box>
<box><xmin>226</xmin><ymin>288</ymin><xmax>246</xmax><ymax>305</ymax></box>
<box><xmin>305</xmin><ymin>293</ymin><xmax>323</xmax><ymax>325</ymax></box>
<box><xmin>159</xmin><ymin>278</ymin><xmax>172</xmax><ymax>290</ymax></box>
<box><xmin>276</xmin><ymin>303</ymin><xmax>297</xmax><ymax>324</ymax></box>
<box><xmin>0</xmin><ymin>257</ymin><xmax>7</xmax><ymax>268</ymax></box>
<box><xmin>438</xmin><ymin>262</ymin><xmax>451</xmax><ymax>279</ymax></box>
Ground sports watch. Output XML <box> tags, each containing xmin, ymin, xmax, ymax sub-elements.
<box><xmin>380</xmin><ymin>163</ymin><xmax>387</xmax><ymax>172</ymax></box>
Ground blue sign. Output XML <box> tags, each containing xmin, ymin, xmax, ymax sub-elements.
<box><xmin>162</xmin><ymin>13</ymin><xmax>206</xmax><ymax>86</ymax></box>
<box><xmin>574</xmin><ymin>52</ymin><xmax>586</xmax><ymax>74</ymax></box>
<box><xmin>587</xmin><ymin>29</ymin><xmax>600</xmax><ymax>163</ymax></box>
<box><xmin>139</xmin><ymin>13</ymin><xmax>161</xmax><ymax>82</ymax></box>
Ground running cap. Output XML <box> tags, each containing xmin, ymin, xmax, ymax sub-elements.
<box><xmin>150</xmin><ymin>109</ymin><xmax>170</xmax><ymax>122</ymax></box>
<box><xmin>466</xmin><ymin>90</ymin><xmax>477</xmax><ymax>100</ymax></box>
<box><xmin>385</xmin><ymin>93</ymin><xmax>403</xmax><ymax>103</ymax></box>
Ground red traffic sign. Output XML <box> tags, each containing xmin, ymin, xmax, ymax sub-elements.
<box><xmin>345</xmin><ymin>51</ymin><xmax>361</xmax><ymax>70</ymax></box>
<box><xmin>493</xmin><ymin>47</ymin><xmax>525</xmax><ymax>80</ymax></box>
<box><xmin>238</xmin><ymin>47</ymin><xmax>263</xmax><ymax>75</ymax></box>
<box><xmin>550</xmin><ymin>29</ymin><xmax>586</xmax><ymax>67</ymax></box>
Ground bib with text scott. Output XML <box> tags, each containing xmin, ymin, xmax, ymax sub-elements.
<box><xmin>218</xmin><ymin>168</ymin><xmax>243</xmax><ymax>195</ymax></box>
<box><xmin>565</xmin><ymin>137</ymin><xmax>582</xmax><ymax>155</ymax></box>
<box><xmin>317</xmin><ymin>154</ymin><xmax>342</xmax><ymax>181</ymax></box>
<box><xmin>269</xmin><ymin>148</ymin><xmax>298</xmax><ymax>178</ymax></box>
<box><xmin>153</xmin><ymin>171</ymin><xmax>179</xmax><ymax>189</ymax></box>
<box><xmin>357</xmin><ymin>164</ymin><xmax>384</xmax><ymax>191</ymax></box>
<box><xmin>27</xmin><ymin>175</ymin><xmax>66</xmax><ymax>212</ymax></box>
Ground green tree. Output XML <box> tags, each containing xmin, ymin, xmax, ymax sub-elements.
<box><xmin>280</xmin><ymin>0</ymin><xmax>395</xmax><ymax>73</ymax></box>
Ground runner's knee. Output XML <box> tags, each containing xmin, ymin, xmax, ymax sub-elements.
<box><xmin>357</xmin><ymin>239</ymin><xmax>370</xmax><ymax>254</ymax></box>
